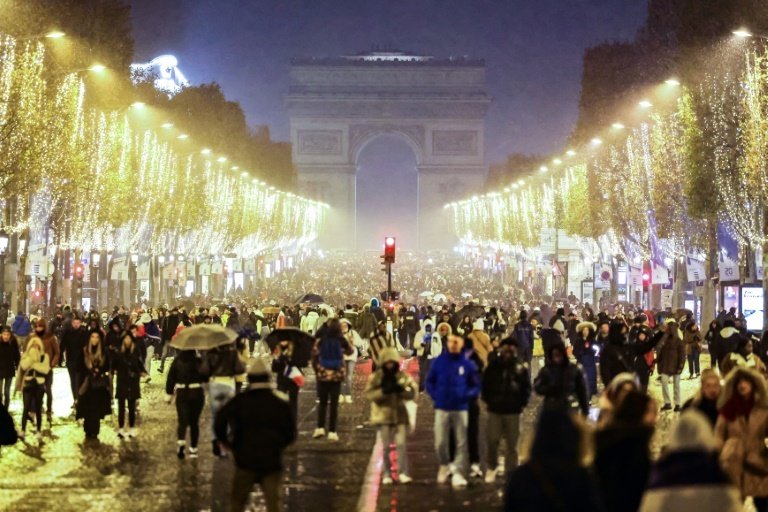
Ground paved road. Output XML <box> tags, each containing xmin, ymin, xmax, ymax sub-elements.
<box><xmin>2</xmin><ymin>353</ymin><xmax>748</xmax><ymax>512</ymax></box>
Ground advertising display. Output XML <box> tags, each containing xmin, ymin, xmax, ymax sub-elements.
<box><xmin>723</xmin><ymin>286</ymin><xmax>739</xmax><ymax>314</ymax></box>
<box><xmin>741</xmin><ymin>286</ymin><xmax>764</xmax><ymax>332</ymax></box>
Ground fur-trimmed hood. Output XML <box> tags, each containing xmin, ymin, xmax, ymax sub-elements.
<box><xmin>717</xmin><ymin>366</ymin><xmax>768</xmax><ymax>409</ymax></box>
<box><xmin>576</xmin><ymin>321</ymin><xmax>597</xmax><ymax>335</ymax></box>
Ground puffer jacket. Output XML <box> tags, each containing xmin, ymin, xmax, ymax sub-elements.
<box><xmin>365</xmin><ymin>348</ymin><xmax>417</xmax><ymax>425</ymax></box>
<box><xmin>656</xmin><ymin>330</ymin><xmax>686</xmax><ymax>376</ymax></box>
<box><xmin>481</xmin><ymin>348</ymin><xmax>531</xmax><ymax>414</ymax></box>
<box><xmin>425</xmin><ymin>350</ymin><xmax>481</xmax><ymax>411</ymax></box>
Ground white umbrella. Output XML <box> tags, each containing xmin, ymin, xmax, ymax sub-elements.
<box><xmin>170</xmin><ymin>324</ymin><xmax>238</xmax><ymax>350</ymax></box>
<box><xmin>419</xmin><ymin>291</ymin><xmax>434</xmax><ymax>298</ymax></box>
<box><xmin>433</xmin><ymin>293</ymin><xmax>447</xmax><ymax>303</ymax></box>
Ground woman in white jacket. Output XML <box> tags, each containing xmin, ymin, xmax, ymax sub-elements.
<box><xmin>17</xmin><ymin>336</ymin><xmax>50</xmax><ymax>441</ymax></box>
<box><xmin>340</xmin><ymin>318</ymin><xmax>361</xmax><ymax>403</ymax></box>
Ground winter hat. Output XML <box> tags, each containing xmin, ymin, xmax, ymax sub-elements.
<box><xmin>551</xmin><ymin>318</ymin><xmax>565</xmax><ymax>333</ymax></box>
<box><xmin>379</xmin><ymin>347</ymin><xmax>400</xmax><ymax>365</ymax></box>
<box><xmin>472</xmin><ymin>318</ymin><xmax>485</xmax><ymax>331</ymax></box>
<box><xmin>35</xmin><ymin>318</ymin><xmax>47</xmax><ymax>329</ymax></box>
<box><xmin>140</xmin><ymin>313</ymin><xmax>152</xmax><ymax>324</ymax></box>
<box><xmin>247</xmin><ymin>358</ymin><xmax>272</xmax><ymax>383</ymax></box>
<box><xmin>668</xmin><ymin>410</ymin><xmax>717</xmax><ymax>452</ymax></box>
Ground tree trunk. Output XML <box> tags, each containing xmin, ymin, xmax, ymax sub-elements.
<box><xmin>701</xmin><ymin>219</ymin><xmax>719</xmax><ymax>330</ymax></box>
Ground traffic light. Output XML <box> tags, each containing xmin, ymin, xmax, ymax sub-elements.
<box><xmin>380</xmin><ymin>255</ymin><xmax>389</xmax><ymax>272</ymax></box>
<box><xmin>32</xmin><ymin>289</ymin><xmax>42</xmax><ymax>299</ymax></box>
<box><xmin>383</xmin><ymin>236</ymin><xmax>396</xmax><ymax>263</ymax></box>
<box><xmin>74</xmin><ymin>263</ymin><xmax>85</xmax><ymax>280</ymax></box>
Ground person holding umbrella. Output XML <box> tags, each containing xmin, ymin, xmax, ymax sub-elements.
<box><xmin>271</xmin><ymin>339</ymin><xmax>302</xmax><ymax>430</ymax></box>
<box><xmin>165</xmin><ymin>348</ymin><xmax>208</xmax><ymax>459</ymax></box>
<box><xmin>172</xmin><ymin>323</ymin><xmax>243</xmax><ymax>457</ymax></box>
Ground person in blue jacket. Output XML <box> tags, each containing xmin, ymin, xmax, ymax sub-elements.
<box><xmin>426</xmin><ymin>334</ymin><xmax>481</xmax><ymax>489</ymax></box>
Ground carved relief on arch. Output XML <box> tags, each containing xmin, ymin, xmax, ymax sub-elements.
<box><xmin>348</xmin><ymin>124</ymin><xmax>425</xmax><ymax>162</ymax></box>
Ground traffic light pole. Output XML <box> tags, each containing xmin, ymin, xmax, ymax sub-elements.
<box><xmin>387</xmin><ymin>262</ymin><xmax>392</xmax><ymax>301</ymax></box>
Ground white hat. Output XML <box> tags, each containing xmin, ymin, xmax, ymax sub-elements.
<box><xmin>668</xmin><ymin>410</ymin><xmax>717</xmax><ymax>452</ymax></box>
<box><xmin>472</xmin><ymin>318</ymin><xmax>485</xmax><ymax>331</ymax></box>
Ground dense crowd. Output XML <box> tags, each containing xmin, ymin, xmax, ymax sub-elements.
<box><xmin>1</xmin><ymin>255</ymin><xmax>767</xmax><ymax>512</ymax></box>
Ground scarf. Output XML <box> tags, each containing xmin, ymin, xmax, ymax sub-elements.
<box><xmin>720</xmin><ymin>393</ymin><xmax>755</xmax><ymax>422</ymax></box>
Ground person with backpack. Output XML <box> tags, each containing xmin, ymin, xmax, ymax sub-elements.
<box><xmin>311</xmin><ymin>318</ymin><xmax>352</xmax><ymax>441</ymax></box>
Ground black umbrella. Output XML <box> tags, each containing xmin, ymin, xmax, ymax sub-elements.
<box><xmin>456</xmin><ymin>304</ymin><xmax>486</xmax><ymax>319</ymax></box>
<box><xmin>294</xmin><ymin>293</ymin><xmax>324</xmax><ymax>305</ymax></box>
<box><xmin>265</xmin><ymin>328</ymin><xmax>315</xmax><ymax>367</ymax></box>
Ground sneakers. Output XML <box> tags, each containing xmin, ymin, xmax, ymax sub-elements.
<box><xmin>437</xmin><ymin>465</ymin><xmax>451</xmax><ymax>484</ymax></box>
<box><xmin>177</xmin><ymin>441</ymin><xmax>186</xmax><ymax>460</ymax></box>
<box><xmin>485</xmin><ymin>467</ymin><xmax>498</xmax><ymax>484</ymax></box>
<box><xmin>128</xmin><ymin>428</ymin><xmax>138</xmax><ymax>438</ymax></box>
<box><xmin>470</xmin><ymin>463</ymin><xmax>483</xmax><ymax>478</ymax></box>
<box><xmin>673</xmin><ymin>405</ymin><xmax>681</xmax><ymax>412</ymax></box>
<box><xmin>451</xmin><ymin>473</ymin><xmax>468</xmax><ymax>488</ymax></box>
<box><xmin>188</xmin><ymin>447</ymin><xmax>198</xmax><ymax>459</ymax></box>
<box><xmin>327</xmin><ymin>432</ymin><xmax>339</xmax><ymax>441</ymax></box>
<box><xmin>117</xmin><ymin>429</ymin><xmax>126</xmax><ymax>439</ymax></box>
<box><xmin>345</xmin><ymin>395</ymin><xmax>353</xmax><ymax>404</ymax></box>
<box><xmin>312</xmin><ymin>428</ymin><xmax>326</xmax><ymax>439</ymax></box>
<box><xmin>398</xmin><ymin>473</ymin><xmax>413</xmax><ymax>484</ymax></box>
<box><xmin>382</xmin><ymin>475</ymin><xmax>393</xmax><ymax>485</ymax></box>
<box><xmin>660</xmin><ymin>403</ymin><xmax>673</xmax><ymax>411</ymax></box>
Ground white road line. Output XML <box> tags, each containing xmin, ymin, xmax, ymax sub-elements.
<box><xmin>356</xmin><ymin>430</ymin><xmax>383</xmax><ymax>512</ymax></box>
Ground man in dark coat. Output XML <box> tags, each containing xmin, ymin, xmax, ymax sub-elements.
<box><xmin>59</xmin><ymin>316</ymin><xmax>90</xmax><ymax>406</ymax></box>
<box><xmin>534</xmin><ymin>338</ymin><xmax>590</xmax><ymax>416</ymax></box>
<box><xmin>481</xmin><ymin>337</ymin><xmax>531</xmax><ymax>481</ymax></box>
<box><xmin>214</xmin><ymin>359</ymin><xmax>295</xmax><ymax>512</ymax></box>
<box><xmin>159</xmin><ymin>308</ymin><xmax>181</xmax><ymax>373</ymax></box>
<box><xmin>512</xmin><ymin>310</ymin><xmax>534</xmax><ymax>366</ymax></box>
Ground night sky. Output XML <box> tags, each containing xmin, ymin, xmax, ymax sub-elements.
<box><xmin>127</xmin><ymin>0</ymin><xmax>647</xmax><ymax>249</ymax></box>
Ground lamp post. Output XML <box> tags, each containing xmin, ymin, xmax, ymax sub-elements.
<box><xmin>0</xmin><ymin>230</ymin><xmax>8</xmax><ymax>303</ymax></box>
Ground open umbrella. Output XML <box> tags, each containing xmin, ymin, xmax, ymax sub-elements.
<box><xmin>433</xmin><ymin>293</ymin><xmax>447</xmax><ymax>303</ymax></box>
<box><xmin>170</xmin><ymin>324</ymin><xmax>238</xmax><ymax>350</ymax></box>
<box><xmin>456</xmin><ymin>304</ymin><xmax>486</xmax><ymax>319</ymax></box>
<box><xmin>419</xmin><ymin>291</ymin><xmax>434</xmax><ymax>298</ymax></box>
<box><xmin>265</xmin><ymin>328</ymin><xmax>316</xmax><ymax>367</ymax></box>
<box><xmin>295</xmin><ymin>293</ymin><xmax>324</xmax><ymax>305</ymax></box>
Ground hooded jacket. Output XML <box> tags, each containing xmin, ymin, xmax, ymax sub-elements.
<box><xmin>426</xmin><ymin>349</ymin><xmax>481</xmax><ymax>411</ymax></box>
<box><xmin>11</xmin><ymin>314</ymin><xmax>31</xmax><ymax>337</ymax></box>
<box><xmin>534</xmin><ymin>341</ymin><xmax>590</xmax><ymax>416</ymax></box>
<box><xmin>656</xmin><ymin>328</ymin><xmax>686</xmax><ymax>376</ymax></box>
<box><xmin>482</xmin><ymin>347</ymin><xmax>531</xmax><ymax>414</ymax></box>
<box><xmin>414</xmin><ymin>320</ymin><xmax>442</xmax><ymax>360</ymax></box>
<box><xmin>365</xmin><ymin>347</ymin><xmax>417</xmax><ymax>425</ymax></box>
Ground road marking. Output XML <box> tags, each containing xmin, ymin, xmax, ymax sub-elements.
<box><xmin>356</xmin><ymin>430</ymin><xmax>383</xmax><ymax>512</ymax></box>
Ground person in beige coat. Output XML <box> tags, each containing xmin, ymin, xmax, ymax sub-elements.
<box><xmin>365</xmin><ymin>347</ymin><xmax>417</xmax><ymax>485</ymax></box>
<box><xmin>467</xmin><ymin>319</ymin><xmax>492</xmax><ymax>368</ymax></box>
<box><xmin>17</xmin><ymin>336</ymin><xmax>50</xmax><ymax>440</ymax></box>
<box><xmin>715</xmin><ymin>367</ymin><xmax>768</xmax><ymax>511</ymax></box>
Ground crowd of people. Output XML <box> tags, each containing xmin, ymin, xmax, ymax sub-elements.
<box><xmin>0</xmin><ymin>253</ymin><xmax>767</xmax><ymax>512</ymax></box>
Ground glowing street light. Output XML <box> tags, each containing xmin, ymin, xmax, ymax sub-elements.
<box><xmin>45</xmin><ymin>31</ymin><xmax>66</xmax><ymax>39</ymax></box>
<box><xmin>201</xmin><ymin>148</ymin><xmax>211</xmax><ymax>155</ymax></box>
<box><xmin>733</xmin><ymin>29</ymin><xmax>753</xmax><ymax>38</ymax></box>
<box><xmin>177</xmin><ymin>133</ymin><xmax>189</xmax><ymax>140</ymax></box>
<box><xmin>638</xmin><ymin>100</ymin><xmax>653</xmax><ymax>108</ymax></box>
<box><xmin>130</xmin><ymin>101</ymin><xmax>145</xmax><ymax>109</ymax></box>
<box><xmin>566</xmin><ymin>149</ymin><xmax>576</xmax><ymax>157</ymax></box>
<box><xmin>664</xmin><ymin>78</ymin><xmax>680</xmax><ymax>86</ymax></box>
<box><xmin>552</xmin><ymin>158</ymin><xmax>562</xmax><ymax>165</ymax></box>
<box><xmin>217</xmin><ymin>156</ymin><xmax>227</xmax><ymax>163</ymax></box>
<box><xmin>612</xmin><ymin>122</ymin><xmax>625</xmax><ymax>130</ymax></box>
<box><xmin>89</xmin><ymin>64</ymin><xmax>107</xmax><ymax>72</ymax></box>
<box><xmin>591</xmin><ymin>137</ymin><xmax>603</xmax><ymax>146</ymax></box>
<box><xmin>539</xmin><ymin>166</ymin><xmax>549</xmax><ymax>173</ymax></box>
<box><xmin>161</xmin><ymin>122</ymin><xmax>173</xmax><ymax>129</ymax></box>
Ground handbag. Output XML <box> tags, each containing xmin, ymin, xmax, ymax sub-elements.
<box><xmin>404</xmin><ymin>400</ymin><xmax>418</xmax><ymax>433</ymax></box>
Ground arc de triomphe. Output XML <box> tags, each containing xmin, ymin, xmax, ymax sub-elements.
<box><xmin>286</xmin><ymin>51</ymin><xmax>491</xmax><ymax>250</ymax></box>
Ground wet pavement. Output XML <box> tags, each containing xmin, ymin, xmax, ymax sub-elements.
<box><xmin>1</xmin><ymin>352</ymin><xmax>751</xmax><ymax>512</ymax></box>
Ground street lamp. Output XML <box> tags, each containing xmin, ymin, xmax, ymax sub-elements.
<box><xmin>88</xmin><ymin>64</ymin><xmax>107</xmax><ymax>73</ymax></box>
<box><xmin>0</xmin><ymin>230</ymin><xmax>8</xmax><ymax>302</ymax></box>
<box><xmin>45</xmin><ymin>31</ymin><xmax>65</xmax><ymax>39</ymax></box>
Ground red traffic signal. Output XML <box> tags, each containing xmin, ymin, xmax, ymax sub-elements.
<box><xmin>74</xmin><ymin>263</ymin><xmax>84</xmax><ymax>279</ymax></box>
<box><xmin>383</xmin><ymin>236</ymin><xmax>396</xmax><ymax>263</ymax></box>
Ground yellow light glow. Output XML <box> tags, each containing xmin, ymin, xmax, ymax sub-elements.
<box><xmin>177</xmin><ymin>134</ymin><xmax>189</xmax><ymax>140</ymax></box>
<box><xmin>733</xmin><ymin>29</ymin><xmax>753</xmax><ymax>38</ymax></box>
<box><xmin>664</xmin><ymin>78</ymin><xmax>680</xmax><ymax>86</ymax></box>
<box><xmin>89</xmin><ymin>64</ymin><xmax>106</xmax><ymax>72</ymax></box>
<box><xmin>201</xmin><ymin>148</ymin><xmax>211</xmax><ymax>155</ymax></box>
<box><xmin>566</xmin><ymin>149</ymin><xmax>576</xmax><ymax>156</ymax></box>
<box><xmin>539</xmin><ymin>166</ymin><xmax>548</xmax><ymax>173</ymax></box>
<box><xmin>638</xmin><ymin>100</ymin><xmax>652</xmax><ymax>108</ymax></box>
<box><xmin>131</xmin><ymin>101</ymin><xmax>145</xmax><ymax>109</ymax></box>
<box><xmin>612</xmin><ymin>122</ymin><xmax>625</xmax><ymax>129</ymax></box>
<box><xmin>217</xmin><ymin>156</ymin><xmax>227</xmax><ymax>163</ymax></box>
<box><xmin>45</xmin><ymin>31</ymin><xmax>65</xmax><ymax>39</ymax></box>
<box><xmin>591</xmin><ymin>137</ymin><xmax>603</xmax><ymax>145</ymax></box>
<box><xmin>552</xmin><ymin>158</ymin><xmax>562</xmax><ymax>165</ymax></box>
<box><xmin>161</xmin><ymin>122</ymin><xmax>173</xmax><ymax>129</ymax></box>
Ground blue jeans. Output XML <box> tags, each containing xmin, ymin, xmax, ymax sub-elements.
<box><xmin>687</xmin><ymin>347</ymin><xmax>701</xmax><ymax>376</ymax></box>
<box><xmin>434</xmin><ymin>409</ymin><xmax>468</xmax><ymax>477</ymax></box>
<box><xmin>342</xmin><ymin>360</ymin><xmax>355</xmax><ymax>396</ymax></box>
<box><xmin>208</xmin><ymin>381</ymin><xmax>235</xmax><ymax>436</ymax></box>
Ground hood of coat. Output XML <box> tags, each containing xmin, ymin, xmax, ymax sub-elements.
<box><xmin>668</xmin><ymin>410</ymin><xmax>717</xmax><ymax>452</ymax></box>
<box><xmin>719</xmin><ymin>326</ymin><xmax>739</xmax><ymax>338</ymax></box>
<box><xmin>576</xmin><ymin>322</ymin><xmax>597</xmax><ymax>336</ymax></box>
<box><xmin>436</xmin><ymin>322</ymin><xmax>452</xmax><ymax>336</ymax></box>
<box><xmin>717</xmin><ymin>366</ymin><xmax>768</xmax><ymax>409</ymax></box>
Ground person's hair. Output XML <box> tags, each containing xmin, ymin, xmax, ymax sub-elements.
<box><xmin>121</xmin><ymin>332</ymin><xmax>136</xmax><ymax>353</ymax></box>
<box><xmin>612</xmin><ymin>390</ymin><xmax>652</xmax><ymax>424</ymax></box>
<box><xmin>325</xmin><ymin>318</ymin><xmax>343</xmax><ymax>338</ymax></box>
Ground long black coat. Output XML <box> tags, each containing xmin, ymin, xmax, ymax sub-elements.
<box><xmin>61</xmin><ymin>327</ymin><xmax>89</xmax><ymax>371</ymax></box>
<box><xmin>0</xmin><ymin>337</ymin><xmax>20</xmax><ymax>378</ymax></box>
<box><xmin>594</xmin><ymin>424</ymin><xmax>653</xmax><ymax>512</ymax></box>
<box><xmin>113</xmin><ymin>348</ymin><xmax>145</xmax><ymax>400</ymax></box>
<box><xmin>214</xmin><ymin>387</ymin><xmax>296</xmax><ymax>474</ymax></box>
<box><xmin>482</xmin><ymin>351</ymin><xmax>531</xmax><ymax>415</ymax></box>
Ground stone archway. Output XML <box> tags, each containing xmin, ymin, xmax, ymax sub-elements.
<box><xmin>286</xmin><ymin>51</ymin><xmax>490</xmax><ymax>250</ymax></box>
